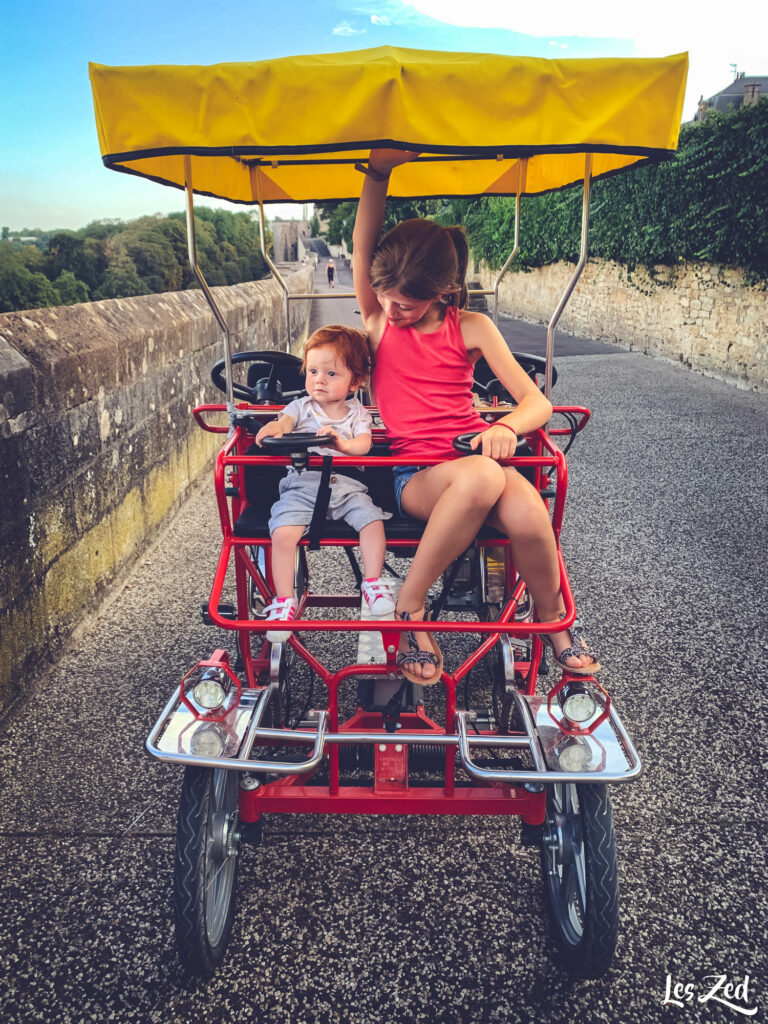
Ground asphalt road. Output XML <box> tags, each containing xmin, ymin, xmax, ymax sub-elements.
<box><xmin>1</xmin><ymin>269</ymin><xmax>766</xmax><ymax>1023</ymax></box>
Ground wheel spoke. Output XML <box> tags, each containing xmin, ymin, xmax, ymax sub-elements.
<box><xmin>572</xmin><ymin>837</ymin><xmax>587</xmax><ymax>912</ymax></box>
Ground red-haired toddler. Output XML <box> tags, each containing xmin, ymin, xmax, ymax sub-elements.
<box><xmin>255</xmin><ymin>325</ymin><xmax>394</xmax><ymax>640</ymax></box>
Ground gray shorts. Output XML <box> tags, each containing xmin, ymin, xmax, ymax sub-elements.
<box><xmin>268</xmin><ymin>470</ymin><xmax>392</xmax><ymax>535</ymax></box>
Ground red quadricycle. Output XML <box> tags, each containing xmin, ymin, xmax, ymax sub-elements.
<box><xmin>90</xmin><ymin>46</ymin><xmax>688</xmax><ymax>978</ymax></box>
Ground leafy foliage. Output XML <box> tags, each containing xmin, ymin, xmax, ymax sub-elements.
<box><xmin>0</xmin><ymin>208</ymin><xmax>271</xmax><ymax>314</ymax></box>
<box><xmin>448</xmin><ymin>100</ymin><xmax>768</xmax><ymax>280</ymax></box>
<box><xmin>316</xmin><ymin>199</ymin><xmax>441</xmax><ymax>253</ymax></box>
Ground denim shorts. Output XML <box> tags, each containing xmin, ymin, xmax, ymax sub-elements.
<box><xmin>392</xmin><ymin>465</ymin><xmax>424</xmax><ymax>516</ymax></box>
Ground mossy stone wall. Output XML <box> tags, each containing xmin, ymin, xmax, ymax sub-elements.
<box><xmin>0</xmin><ymin>271</ymin><xmax>313</xmax><ymax>713</ymax></box>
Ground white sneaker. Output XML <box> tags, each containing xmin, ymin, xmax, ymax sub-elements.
<box><xmin>361</xmin><ymin>577</ymin><xmax>396</xmax><ymax>616</ymax></box>
<box><xmin>264</xmin><ymin>597</ymin><xmax>298</xmax><ymax>642</ymax></box>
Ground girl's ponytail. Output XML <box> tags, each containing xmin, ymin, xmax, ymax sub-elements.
<box><xmin>446</xmin><ymin>227</ymin><xmax>469</xmax><ymax>309</ymax></box>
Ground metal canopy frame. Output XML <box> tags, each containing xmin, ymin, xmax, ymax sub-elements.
<box><xmin>184</xmin><ymin>153</ymin><xmax>593</xmax><ymax>420</ymax></box>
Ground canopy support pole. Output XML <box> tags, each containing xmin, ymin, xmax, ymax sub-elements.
<box><xmin>255</xmin><ymin>169</ymin><xmax>291</xmax><ymax>354</ymax></box>
<box><xmin>184</xmin><ymin>157</ymin><xmax>235</xmax><ymax>414</ymax></box>
<box><xmin>492</xmin><ymin>159</ymin><xmax>526</xmax><ymax>326</ymax></box>
<box><xmin>545</xmin><ymin>154</ymin><xmax>592</xmax><ymax>401</ymax></box>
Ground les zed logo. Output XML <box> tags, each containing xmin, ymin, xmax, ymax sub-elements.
<box><xmin>663</xmin><ymin>973</ymin><xmax>757</xmax><ymax>1016</ymax></box>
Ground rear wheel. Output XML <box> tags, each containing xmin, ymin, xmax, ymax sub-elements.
<box><xmin>539</xmin><ymin>783</ymin><xmax>619</xmax><ymax>978</ymax></box>
<box><xmin>173</xmin><ymin>767</ymin><xmax>240</xmax><ymax>976</ymax></box>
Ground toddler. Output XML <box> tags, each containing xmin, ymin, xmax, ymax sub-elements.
<box><xmin>255</xmin><ymin>325</ymin><xmax>395</xmax><ymax>641</ymax></box>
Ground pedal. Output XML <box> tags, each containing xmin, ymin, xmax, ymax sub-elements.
<box><xmin>520</xmin><ymin>821</ymin><xmax>544</xmax><ymax>847</ymax></box>
<box><xmin>201</xmin><ymin>602</ymin><xmax>237</xmax><ymax>625</ymax></box>
<box><xmin>240</xmin><ymin>819</ymin><xmax>264</xmax><ymax>847</ymax></box>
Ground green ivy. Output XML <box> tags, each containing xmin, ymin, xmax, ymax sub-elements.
<box><xmin>452</xmin><ymin>99</ymin><xmax>768</xmax><ymax>281</ymax></box>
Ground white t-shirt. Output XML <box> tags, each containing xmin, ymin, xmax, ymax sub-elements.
<box><xmin>282</xmin><ymin>395</ymin><xmax>372</xmax><ymax>458</ymax></box>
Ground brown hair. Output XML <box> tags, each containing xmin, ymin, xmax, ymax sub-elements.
<box><xmin>302</xmin><ymin>325</ymin><xmax>372</xmax><ymax>387</ymax></box>
<box><xmin>370</xmin><ymin>219</ymin><xmax>470</xmax><ymax>309</ymax></box>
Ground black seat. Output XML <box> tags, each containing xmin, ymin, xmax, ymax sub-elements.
<box><xmin>233</xmin><ymin>442</ymin><xmax>506</xmax><ymax>541</ymax></box>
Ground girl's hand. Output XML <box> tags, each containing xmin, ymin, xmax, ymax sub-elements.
<box><xmin>470</xmin><ymin>424</ymin><xmax>518</xmax><ymax>461</ymax></box>
<box><xmin>368</xmin><ymin>148</ymin><xmax>420</xmax><ymax>176</ymax></box>
<box><xmin>255</xmin><ymin>420</ymin><xmax>287</xmax><ymax>446</ymax></box>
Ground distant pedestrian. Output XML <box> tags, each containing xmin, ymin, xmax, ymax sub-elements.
<box><xmin>327</xmin><ymin>259</ymin><xmax>335</xmax><ymax>287</ymax></box>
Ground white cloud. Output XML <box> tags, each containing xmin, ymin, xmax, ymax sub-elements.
<box><xmin>395</xmin><ymin>0</ymin><xmax>768</xmax><ymax>119</ymax></box>
<box><xmin>371</xmin><ymin>14</ymin><xmax>391</xmax><ymax>24</ymax></box>
<box><xmin>332</xmin><ymin>20</ymin><xmax>367</xmax><ymax>36</ymax></box>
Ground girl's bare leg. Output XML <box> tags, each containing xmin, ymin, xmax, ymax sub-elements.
<box><xmin>398</xmin><ymin>456</ymin><xmax>507</xmax><ymax>678</ymax></box>
<box><xmin>270</xmin><ymin>525</ymin><xmax>305</xmax><ymax>597</ymax></box>
<box><xmin>358</xmin><ymin>520</ymin><xmax>386</xmax><ymax>579</ymax></box>
<box><xmin>486</xmin><ymin>468</ymin><xmax>595</xmax><ymax>670</ymax></box>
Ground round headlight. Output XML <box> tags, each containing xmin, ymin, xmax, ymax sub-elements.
<box><xmin>192</xmin><ymin>677</ymin><xmax>226</xmax><ymax>710</ymax></box>
<box><xmin>558</xmin><ymin>738</ymin><xmax>592</xmax><ymax>773</ymax></box>
<box><xmin>190</xmin><ymin>724</ymin><xmax>225</xmax><ymax>758</ymax></box>
<box><xmin>558</xmin><ymin>681</ymin><xmax>597</xmax><ymax>724</ymax></box>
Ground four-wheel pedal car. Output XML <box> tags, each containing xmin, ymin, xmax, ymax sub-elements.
<box><xmin>89</xmin><ymin>45</ymin><xmax>689</xmax><ymax>978</ymax></box>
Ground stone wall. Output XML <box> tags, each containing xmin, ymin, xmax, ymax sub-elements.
<box><xmin>272</xmin><ymin>220</ymin><xmax>311</xmax><ymax>262</ymax></box>
<box><xmin>479</xmin><ymin>260</ymin><xmax>767</xmax><ymax>389</ymax></box>
<box><xmin>0</xmin><ymin>269</ymin><xmax>313</xmax><ymax>713</ymax></box>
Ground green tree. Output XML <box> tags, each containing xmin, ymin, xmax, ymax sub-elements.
<box><xmin>95</xmin><ymin>247</ymin><xmax>146</xmax><ymax>299</ymax></box>
<box><xmin>53</xmin><ymin>270</ymin><xmax>90</xmax><ymax>305</ymax></box>
<box><xmin>0</xmin><ymin>265</ymin><xmax>60</xmax><ymax>313</ymax></box>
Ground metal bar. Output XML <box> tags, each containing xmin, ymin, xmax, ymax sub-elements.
<box><xmin>184</xmin><ymin>156</ymin><xmax>235</xmax><ymax>411</ymax></box>
<box><xmin>246</xmin><ymin>787</ymin><xmax>542</xmax><ymax>816</ymax></box>
<box><xmin>455</xmin><ymin>711</ymin><xmax>640</xmax><ymax>784</ymax></box>
<box><xmin>492</xmin><ymin>161</ymin><xmax>526</xmax><ymax>325</ymax></box>
<box><xmin>237</xmin><ymin>728</ymin><xmax>531</xmax><ymax>747</ymax></box>
<box><xmin>287</xmin><ymin>291</ymin><xmax>356</xmax><ymax>301</ymax></box>
<box><xmin>255</xmin><ymin>167</ymin><xmax>291</xmax><ymax>352</ymax></box>
<box><xmin>545</xmin><ymin>154</ymin><xmax>592</xmax><ymax>402</ymax></box>
<box><xmin>510</xmin><ymin>692</ymin><xmax>548</xmax><ymax>773</ymax></box>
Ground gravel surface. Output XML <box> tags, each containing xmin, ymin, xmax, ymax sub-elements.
<box><xmin>1</xmin><ymin>312</ymin><xmax>766</xmax><ymax>1022</ymax></box>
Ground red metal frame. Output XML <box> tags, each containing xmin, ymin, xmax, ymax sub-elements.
<box><xmin>188</xmin><ymin>401</ymin><xmax>590</xmax><ymax>823</ymax></box>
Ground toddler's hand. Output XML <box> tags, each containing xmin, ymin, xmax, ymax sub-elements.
<box><xmin>470</xmin><ymin>424</ymin><xmax>518</xmax><ymax>461</ymax></box>
<box><xmin>316</xmin><ymin>426</ymin><xmax>341</xmax><ymax>447</ymax></box>
<box><xmin>255</xmin><ymin>420</ymin><xmax>286</xmax><ymax>446</ymax></box>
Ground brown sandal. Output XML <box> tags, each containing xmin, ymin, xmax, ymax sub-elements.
<box><xmin>395</xmin><ymin>607</ymin><xmax>443</xmax><ymax>686</ymax></box>
<box><xmin>541</xmin><ymin>612</ymin><xmax>601</xmax><ymax>675</ymax></box>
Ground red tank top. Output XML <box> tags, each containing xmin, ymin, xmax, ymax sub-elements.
<box><xmin>372</xmin><ymin>305</ymin><xmax>488</xmax><ymax>460</ymax></box>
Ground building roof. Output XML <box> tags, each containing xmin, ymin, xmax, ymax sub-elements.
<box><xmin>696</xmin><ymin>75</ymin><xmax>768</xmax><ymax>118</ymax></box>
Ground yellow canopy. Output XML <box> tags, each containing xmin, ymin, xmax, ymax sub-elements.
<box><xmin>90</xmin><ymin>46</ymin><xmax>688</xmax><ymax>203</ymax></box>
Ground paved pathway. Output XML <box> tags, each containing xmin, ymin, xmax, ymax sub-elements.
<box><xmin>1</xmin><ymin>292</ymin><xmax>767</xmax><ymax>1022</ymax></box>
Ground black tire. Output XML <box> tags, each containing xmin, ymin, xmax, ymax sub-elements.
<box><xmin>539</xmin><ymin>783</ymin><xmax>619</xmax><ymax>978</ymax></box>
<box><xmin>173</xmin><ymin>767</ymin><xmax>240</xmax><ymax>976</ymax></box>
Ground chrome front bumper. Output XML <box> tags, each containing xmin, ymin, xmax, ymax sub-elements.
<box><xmin>147</xmin><ymin>684</ymin><xmax>641</xmax><ymax>785</ymax></box>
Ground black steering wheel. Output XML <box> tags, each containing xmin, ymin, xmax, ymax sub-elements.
<box><xmin>472</xmin><ymin>352</ymin><xmax>557</xmax><ymax>401</ymax></box>
<box><xmin>452</xmin><ymin>431</ymin><xmax>529</xmax><ymax>455</ymax></box>
<box><xmin>211</xmin><ymin>350</ymin><xmax>305</xmax><ymax>404</ymax></box>
<box><xmin>259</xmin><ymin>432</ymin><xmax>321</xmax><ymax>453</ymax></box>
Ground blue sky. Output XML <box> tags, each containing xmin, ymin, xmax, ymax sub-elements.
<box><xmin>1</xmin><ymin>0</ymin><xmax>765</xmax><ymax>230</ymax></box>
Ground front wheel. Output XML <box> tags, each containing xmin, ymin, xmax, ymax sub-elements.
<box><xmin>539</xmin><ymin>783</ymin><xmax>619</xmax><ymax>978</ymax></box>
<box><xmin>173</xmin><ymin>767</ymin><xmax>241</xmax><ymax>976</ymax></box>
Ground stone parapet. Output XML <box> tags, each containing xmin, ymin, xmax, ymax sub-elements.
<box><xmin>0</xmin><ymin>270</ymin><xmax>313</xmax><ymax>712</ymax></box>
<box><xmin>479</xmin><ymin>260</ymin><xmax>767</xmax><ymax>390</ymax></box>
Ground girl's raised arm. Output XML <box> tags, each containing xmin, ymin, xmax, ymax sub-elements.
<box><xmin>351</xmin><ymin>149</ymin><xmax>419</xmax><ymax>339</ymax></box>
<box><xmin>351</xmin><ymin>171</ymin><xmax>389</xmax><ymax>335</ymax></box>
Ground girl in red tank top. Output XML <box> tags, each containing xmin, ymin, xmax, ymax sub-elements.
<box><xmin>352</xmin><ymin>149</ymin><xmax>600</xmax><ymax>683</ymax></box>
